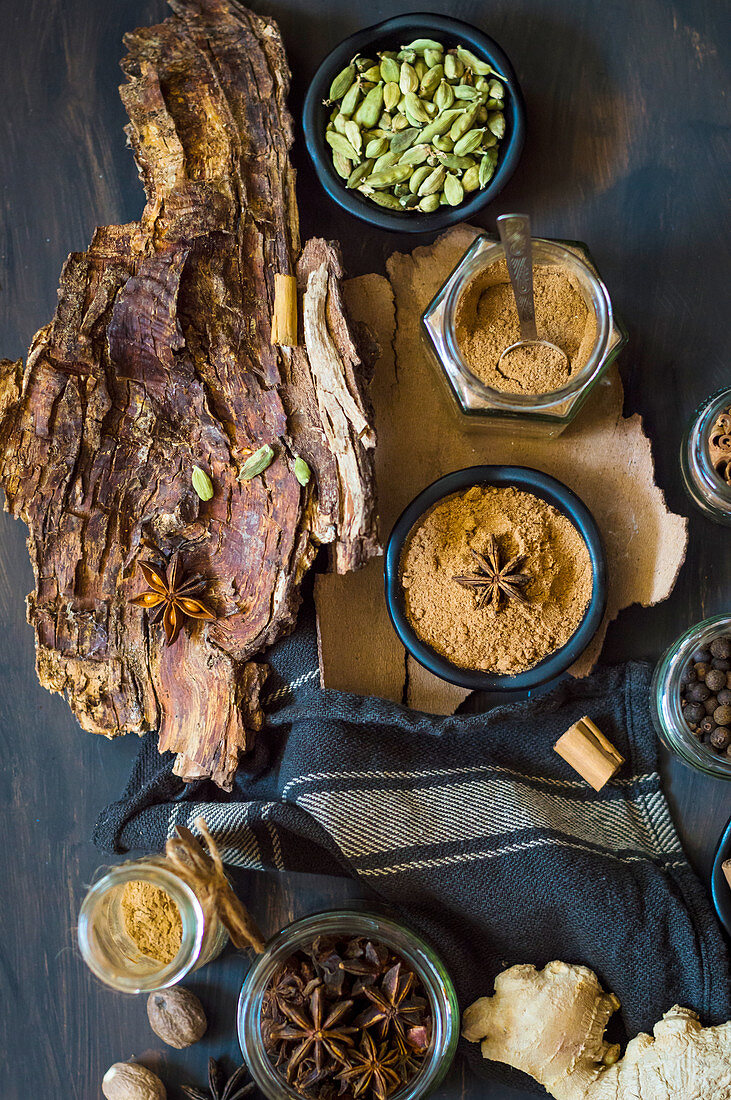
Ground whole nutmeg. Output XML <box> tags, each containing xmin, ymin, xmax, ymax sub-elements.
<box><xmin>146</xmin><ymin>986</ymin><xmax>207</xmax><ymax>1048</ymax></box>
<box><xmin>102</xmin><ymin>1062</ymin><xmax>166</xmax><ymax>1100</ymax></box>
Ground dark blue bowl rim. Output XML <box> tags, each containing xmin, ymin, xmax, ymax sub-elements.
<box><xmin>711</xmin><ymin>814</ymin><xmax>731</xmax><ymax>938</ymax></box>
<box><xmin>302</xmin><ymin>13</ymin><xmax>526</xmax><ymax>234</ymax></box>
<box><xmin>384</xmin><ymin>466</ymin><xmax>608</xmax><ymax>692</ymax></box>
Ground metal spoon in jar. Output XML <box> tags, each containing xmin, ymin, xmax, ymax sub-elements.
<box><xmin>495</xmin><ymin>213</ymin><xmax>570</xmax><ymax>383</ymax></box>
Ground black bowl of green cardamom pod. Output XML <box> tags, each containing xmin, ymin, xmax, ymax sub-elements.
<box><xmin>302</xmin><ymin>14</ymin><xmax>526</xmax><ymax>233</ymax></box>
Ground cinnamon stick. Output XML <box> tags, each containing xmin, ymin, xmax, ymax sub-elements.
<box><xmin>553</xmin><ymin>716</ymin><xmax>625</xmax><ymax>791</ymax></box>
<box><xmin>271</xmin><ymin>273</ymin><xmax>298</xmax><ymax>346</ymax></box>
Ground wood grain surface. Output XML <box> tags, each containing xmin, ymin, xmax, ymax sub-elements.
<box><xmin>1</xmin><ymin>1</ymin><xmax>728</xmax><ymax>1097</ymax></box>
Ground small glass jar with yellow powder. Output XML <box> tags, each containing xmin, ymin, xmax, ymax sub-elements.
<box><xmin>78</xmin><ymin>857</ymin><xmax>228</xmax><ymax>992</ymax></box>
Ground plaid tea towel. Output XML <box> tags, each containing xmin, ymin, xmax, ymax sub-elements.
<box><xmin>95</xmin><ymin>598</ymin><xmax>731</xmax><ymax>1088</ymax></box>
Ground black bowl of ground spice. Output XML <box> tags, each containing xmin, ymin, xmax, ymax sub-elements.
<box><xmin>384</xmin><ymin>466</ymin><xmax>606</xmax><ymax>693</ymax></box>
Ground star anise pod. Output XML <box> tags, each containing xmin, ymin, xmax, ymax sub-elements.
<box><xmin>355</xmin><ymin>962</ymin><xmax>427</xmax><ymax>1048</ymax></box>
<box><xmin>182</xmin><ymin>1058</ymin><xmax>254</xmax><ymax>1100</ymax></box>
<box><xmin>130</xmin><ymin>549</ymin><xmax>216</xmax><ymax>644</ymax></box>
<box><xmin>270</xmin><ymin>983</ymin><xmax>357</xmax><ymax>1080</ymax></box>
<box><xmin>452</xmin><ymin>534</ymin><xmax>531</xmax><ymax>614</ymax></box>
<box><xmin>336</xmin><ymin>1031</ymin><xmax>401</xmax><ymax>1100</ymax></box>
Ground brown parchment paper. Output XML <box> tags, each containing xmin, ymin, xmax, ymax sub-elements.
<box><xmin>315</xmin><ymin>226</ymin><xmax>688</xmax><ymax>713</ymax></box>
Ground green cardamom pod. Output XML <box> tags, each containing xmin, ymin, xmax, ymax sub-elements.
<box><xmin>453</xmin><ymin>127</ymin><xmax>485</xmax><ymax>157</ymax></box>
<box><xmin>462</xmin><ymin>164</ymin><xmax>481</xmax><ymax>192</ymax></box>
<box><xmin>372</xmin><ymin>148</ymin><xmax>401</xmax><ymax>172</ymax></box>
<box><xmin>449</xmin><ymin>105</ymin><xmax>478</xmax><ymax>141</ymax></box>
<box><xmin>191</xmin><ymin>465</ymin><xmax>214</xmax><ymax>501</ymax></box>
<box><xmin>326</xmin><ymin>130</ymin><xmax>360</xmax><ymax>162</ymax></box>
<box><xmin>354</xmin><ymin>84</ymin><xmax>384</xmax><ymax>128</ymax></box>
<box><xmin>443</xmin><ymin>172</ymin><xmax>464</xmax><ymax>206</ymax></box>
<box><xmin>417</xmin><ymin>164</ymin><xmax>446</xmax><ymax>196</ymax></box>
<box><xmin>434</xmin><ymin>151</ymin><xmax>474</xmax><ymax>170</ymax></box>
<box><xmin>478</xmin><ymin>152</ymin><xmax>497</xmax><ymax>187</ymax></box>
<box><xmin>432</xmin><ymin>135</ymin><xmax>454</xmax><ymax>153</ymax></box>
<box><xmin>434</xmin><ymin>79</ymin><xmax>455</xmax><ymax>111</ymax></box>
<box><xmin>383</xmin><ymin>81</ymin><xmax>401</xmax><ymax>112</ymax></box>
<box><xmin>409</xmin><ymin>165</ymin><xmax>433</xmax><ymax>193</ymax></box>
<box><xmin>377</xmin><ymin>113</ymin><xmax>392</xmax><ymax>130</ymax></box>
<box><xmin>391</xmin><ymin>112</ymin><xmax>410</xmax><ymax>132</ymax></box>
<box><xmin>488</xmin><ymin>79</ymin><xmax>504</xmax><ymax>99</ymax></box>
<box><xmin>399</xmin><ymin>193</ymin><xmax>421</xmax><ymax>208</ymax></box>
<box><xmin>294</xmin><ymin>457</ymin><xmax>311</xmax><ymax>486</ymax></box>
<box><xmin>488</xmin><ymin>111</ymin><xmax>505</xmax><ymax>138</ymax></box>
<box><xmin>361</xmin><ymin>64</ymin><xmax>381</xmax><ymax>83</ymax></box>
<box><xmin>367</xmin><ymin>191</ymin><xmax>403</xmax><ymax>209</ymax></box>
<box><xmin>339</xmin><ymin>81</ymin><xmax>362</xmax><ymax>118</ymax></box>
<box><xmin>365</xmin><ymin>136</ymin><xmax>388</xmax><ymax>158</ymax></box>
<box><xmin>453</xmin><ymin>85</ymin><xmax>481</xmax><ymax>101</ymax></box>
<box><xmin>344</xmin><ymin>120</ymin><xmax>362</xmax><ymax>155</ymax></box>
<box><xmin>328</xmin><ymin>63</ymin><xmax>356</xmax><ymax>102</ymax></box>
<box><xmin>403</xmin><ymin>91</ymin><xmax>430</xmax><ymax>123</ymax></box>
<box><xmin>379</xmin><ymin>56</ymin><xmax>400</xmax><ymax>83</ymax></box>
<box><xmin>476</xmin><ymin>106</ymin><xmax>488</xmax><ymax>124</ymax></box>
<box><xmin>414</xmin><ymin>58</ymin><xmax>427</xmax><ymax>81</ymax></box>
<box><xmin>456</xmin><ymin>45</ymin><xmax>493</xmax><ymax>75</ymax></box>
<box><xmin>239</xmin><ymin>444</ymin><xmax>275</xmax><ymax>481</ymax></box>
<box><xmin>355</xmin><ymin>56</ymin><xmax>377</xmax><ymax>72</ymax></box>
<box><xmin>419</xmin><ymin>64</ymin><xmax>443</xmax><ymax>98</ymax></box>
<box><xmin>398</xmin><ymin>143</ymin><xmax>431</xmax><ymax>166</ymax></box>
<box><xmin>401</xmin><ymin>38</ymin><xmax>443</xmax><ymax>53</ymax></box>
<box><xmin>444</xmin><ymin>53</ymin><xmax>464</xmax><ymax>80</ymax></box>
<box><xmin>418</xmin><ymin>192</ymin><xmax>440</xmax><ymax>213</ymax></box>
<box><xmin>346</xmin><ymin>158</ymin><xmax>374</xmax><ymax>188</ymax></box>
<box><xmin>485</xmin><ymin>97</ymin><xmax>503</xmax><ymax>110</ymax></box>
<box><xmin>332</xmin><ymin>151</ymin><xmax>352</xmax><ymax>179</ymax></box>
<box><xmin>396</xmin><ymin>49</ymin><xmax>417</xmax><ymax>63</ymax></box>
<box><xmin>332</xmin><ymin>112</ymin><xmax>348</xmax><ymax>135</ymax></box>
<box><xmin>424</xmin><ymin>47</ymin><xmax>444</xmax><ymax>69</ymax></box>
<box><xmin>390</xmin><ymin>126</ymin><xmax>421</xmax><ymax>154</ymax></box>
<box><xmin>365</xmin><ymin>164</ymin><xmax>413</xmax><ymax>189</ymax></box>
<box><xmin>399</xmin><ymin>62</ymin><xmax>419</xmax><ymax>94</ymax></box>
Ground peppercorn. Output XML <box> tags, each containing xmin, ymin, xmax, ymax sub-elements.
<box><xmin>712</xmin><ymin>658</ymin><xmax>731</xmax><ymax>672</ymax></box>
<box><xmin>692</xmin><ymin>647</ymin><xmax>712</xmax><ymax>662</ymax></box>
<box><xmin>685</xmin><ymin>681</ymin><xmax>711</xmax><ymax>703</ymax></box>
<box><xmin>680</xmin><ymin>664</ymin><xmax>697</xmax><ymax>685</ymax></box>
<box><xmin>704</xmin><ymin>695</ymin><xmax>719</xmax><ymax>714</ymax></box>
<box><xmin>683</xmin><ymin>702</ymin><xmax>706</xmax><ymax>725</ymax></box>
<box><xmin>717</xmin><ymin>688</ymin><xmax>731</xmax><ymax>706</ymax></box>
<box><xmin>713</xmin><ymin>705</ymin><xmax>731</xmax><ymax>726</ymax></box>
<box><xmin>699</xmin><ymin>716</ymin><xmax>717</xmax><ymax>735</ymax></box>
<box><xmin>705</xmin><ymin>668</ymin><xmax>727</xmax><ymax>693</ymax></box>
<box><xmin>710</xmin><ymin>727</ymin><xmax>731</xmax><ymax>752</ymax></box>
<box><xmin>710</xmin><ymin>637</ymin><xmax>731</xmax><ymax>660</ymax></box>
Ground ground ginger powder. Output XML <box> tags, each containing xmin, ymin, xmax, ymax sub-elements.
<box><xmin>455</xmin><ymin>258</ymin><xmax>597</xmax><ymax>394</ymax></box>
<box><xmin>121</xmin><ymin>880</ymin><xmax>183</xmax><ymax>964</ymax></box>
<box><xmin>401</xmin><ymin>486</ymin><xmax>593</xmax><ymax>675</ymax></box>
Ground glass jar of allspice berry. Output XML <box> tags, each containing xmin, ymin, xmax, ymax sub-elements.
<box><xmin>651</xmin><ymin>614</ymin><xmax>731</xmax><ymax>779</ymax></box>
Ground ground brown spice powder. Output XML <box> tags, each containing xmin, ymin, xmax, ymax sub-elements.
<box><xmin>455</xmin><ymin>259</ymin><xmax>597</xmax><ymax>395</ymax></box>
<box><xmin>121</xmin><ymin>880</ymin><xmax>183</xmax><ymax>964</ymax></box>
<box><xmin>401</xmin><ymin>486</ymin><xmax>593</xmax><ymax>674</ymax></box>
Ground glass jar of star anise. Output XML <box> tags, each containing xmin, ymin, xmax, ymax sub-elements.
<box><xmin>237</xmin><ymin>910</ymin><xmax>459</xmax><ymax>1100</ymax></box>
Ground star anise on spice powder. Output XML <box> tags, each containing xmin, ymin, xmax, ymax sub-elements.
<box><xmin>129</xmin><ymin>549</ymin><xmax>216</xmax><ymax>645</ymax></box>
<box><xmin>336</xmin><ymin>1031</ymin><xmax>401</xmax><ymax>1100</ymax></box>
<box><xmin>182</xmin><ymin>1058</ymin><xmax>253</xmax><ymax>1100</ymax></box>
<box><xmin>452</xmin><ymin>534</ymin><xmax>531</xmax><ymax>614</ymax></box>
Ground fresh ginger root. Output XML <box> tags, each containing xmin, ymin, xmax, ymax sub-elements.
<box><xmin>462</xmin><ymin>960</ymin><xmax>731</xmax><ymax>1100</ymax></box>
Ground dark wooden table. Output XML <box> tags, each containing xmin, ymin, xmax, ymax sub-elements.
<box><xmin>1</xmin><ymin>1</ymin><xmax>728</xmax><ymax>1096</ymax></box>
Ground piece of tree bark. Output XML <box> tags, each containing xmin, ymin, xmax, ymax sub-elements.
<box><xmin>0</xmin><ymin>0</ymin><xmax>377</xmax><ymax>789</ymax></box>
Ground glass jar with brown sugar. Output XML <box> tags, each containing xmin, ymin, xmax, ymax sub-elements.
<box><xmin>422</xmin><ymin>234</ymin><xmax>627</xmax><ymax>437</ymax></box>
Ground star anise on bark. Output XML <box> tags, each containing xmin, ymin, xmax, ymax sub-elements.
<box><xmin>270</xmin><ymin>983</ymin><xmax>357</xmax><ymax>1080</ymax></box>
<box><xmin>452</xmin><ymin>534</ymin><xmax>531</xmax><ymax>614</ymax></box>
<box><xmin>182</xmin><ymin>1058</ymin><xmax>253</xmax><ymax>1100</ymax></box>
<box><xmin>130</xmin><ymin>549</ymin><xmax>216</xmax><ymax>644</ymax></box>
<box><xmin>336</xmin><ymin>1031</ymin><xmax>401</xmax><ymax>1100</ymax></box>
<box><xmin>355</xmin><ymin>962</ymin><xmax>427</xmax><ymax>1048</ymax></box>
